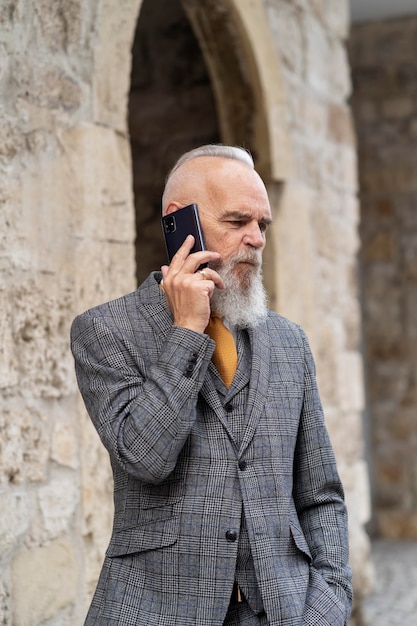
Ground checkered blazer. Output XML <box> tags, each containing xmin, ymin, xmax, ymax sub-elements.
<box><xmin>71</xmin><ymin>272</ymin><xmax>352</xmax><ymax>625</ymax></box>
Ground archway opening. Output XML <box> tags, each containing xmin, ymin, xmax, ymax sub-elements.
<box><xmin>128</xmin><ymin>0</ymin><xmax>220</xmax><ymax>285</ymax></box>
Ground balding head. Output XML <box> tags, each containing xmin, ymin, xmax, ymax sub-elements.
<box><xmin>162</xmin><ymin>144</ymin><xmax>254</xmax><ymax>214</ymax></box>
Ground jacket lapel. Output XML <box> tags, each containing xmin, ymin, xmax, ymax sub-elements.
<box><xmin>238</xmin><ymin>319</ymin><xmax>271</xmax><ymax>455</ymax></box>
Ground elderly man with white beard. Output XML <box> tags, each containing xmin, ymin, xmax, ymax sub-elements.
<box><xmin>71</xmin><ymin>144</ymin><xmax>353</xmax><ymax>626</ymax></box>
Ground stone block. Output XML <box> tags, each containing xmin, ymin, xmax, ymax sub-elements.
<box><xmin>327</xmin><ymin>102</ymin><xmax>356</xmax><ymax>145</ymax></box>
<box><xmin>0</xmin><ymin>574</ymin><xmax>12</xmax><ymax>626</ymax></box>
<box><xmin>325</xmin><ymin>406</ymin><xmax>364</xmax><ymax>466</ymax></box>
<box><xmin>38</xmin><ymin>472</ymin><xmax>79</xmax><ymax>541</ymax></box>
<box><xmin>382</xmin><ymin>96</ymin><xmax>414</xmax><ymax>120</ymax></box>
<box><xmin>72</xmin><ymin>236</ymin><xmax>136</xmax><ymax>310</ymax></box>
<box><xmin>79</xmin><ymin>406</ymin><xmax>113</xmax><ymax>540</ymax></box>
<box><xmin>354</xmin><ymin>99</ymin><xmax>377</xmax><ymax>123</ymax></box>
<box><xmin>14</xmin><ymin>58</ymin><xmax>82</xmax><ymax>113</ymax></box>
<box><xmin>362</xmin><ymin>166</ymin><xmax>417</xmax><ymax>195</ymax></box>
<box><xmin>342</xmin><ymin>294</ymin><xmax>361</xmax><ymax>351</ymax></box>
<box><xmin>266</xmin><ymin>3</ymin><xmax>304</xmax><ymax>76</ymax></box>
<box><xmin>272</xmin><ymin>182</ymin><xmax>316</xmax><ymax>337</ymax></box>
<box><xmin>321</xmin><ymin>0</ymin><xmax>349</xmax><ymax>39</ymax></box>
<box><xmin>0</xmin><ymin>287</ymin><xmax>19</xmax><ymax>390</ymax></box>
<box><xmin>34</xmin><ymin>0</ymin><xmax>82</xmax><ymax>53</ymax></box>
<box><xmin>304</xmin><ymin>11</ymin><xmax>331</xmax><ymax>94</ymax></box>
<box><xmin>62</xmin><ymin>124</ymin><xmax>136</xmax><ymax>247</ymax></box>
<box><xmin>349</xmin><ymin>18</ymin><xmax>417</xmax><ymax>67</ymax></box>
<box><xmin>12</xmin><ymin>539</ymin><xmax>78</xmax><ymax>626</ymax></box>
<box><xmin>405</xmin><ymin>286</ymin><xmax>417</xmax><ymax>344</ymax></box>
<box><xmin>0</xmin><ymin>404</ymin><xmax>49</xmax><ymax>486</ymax></box>
<box><xmin>362</xmin><ymin>232</ymin><xmax>396</xmax><ymax>264</ymax></box>
<box><xmin>292</xmin><ymin>91</ymin><xmax>327</xmax><ymax>139</ymax></box>
<box><xmin>338</xmin><ymin>351</ymin><xmax>365</xmax><ymax>413</ymax></box>
<box><xmin>92</xmin><ymin>0</ymin><xmax>140</xmax><ymax>130</ymax></box>
<box><xmin>78</xmin><ymin>404</ymin><xmax>113</xmax><ymax>594</ymax></box>
<box><xmin>299</xmin><ymin>9</ymin><xmax>351</xmax><ymax>99</ymax></box>
<box><xmin>316</xmin><ymin>316</ymin><xmax>343</xmax><ymax>406</ymax></box>
<box><xmin>403</xmin><ymin>234</ymin><xmax>417</xmax><ymax>280</ymax></box>
<box><xmin>328</xmin><ymin>38</ymin><xmax>352</xmax><ymax>100</ymax></box>
<box><xmin>341</xmin><ymin>460</ymin><xmax>372</xmax><ymax>527</ymax></box>
<box><xmin>339</xmin><ymin>460</ymin><xmax>374</xmax><ymax>599</ymax></box>
<box><xmin>377</xmin><ymin>511</ymin><xmax>417</xmax><ymax>539</ymax></box>
<box><xmin>51</xmin><ymin>409</ymin><xmax>79</xmax><ymax>470</ymax></box>
<box><xmin>0</xmin><ymin>491</ymin><xmax>30</xmax><ymax>558</ymax></box>
<box><xmin>391</xmin><ymin>409</ymin><xmax>416</xmax><ymax>442</ymax></box>
<box><xmin>11</xmin><ymin>279</ymin><xmax>75</xmax><ymax>399</ymax></box>
<box><xmin>0</xmin><ymin>120</ymin><xmax>23</xmax><ymax>162</ymax></box>
<box><xmin>320</xmin><ymin>143</ymin><xmax>358</xmax><ymax>192</ymax></box>
<box><xmin>315</xmin><ymin>204</ymin><xmax>343</xmax><ymax>262</ymax></box>
<box><xmin>376</xmin><ymin>462</ymin><xmax>408</xmax><ymax>508</ymax></box>
<box><xmin>293</xmin><ymin>139</ymin><xmax>321</xmax><ymax>189</ymax></box>
<box><xmin>348</xmin><ymin>516</ymin><xmax>375</xmax><ymax>601</ymax></box>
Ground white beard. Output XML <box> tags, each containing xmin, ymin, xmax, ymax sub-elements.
<box><xmin>209</xmin><ymin>250</ymin><xmax>268</xmax><ymax>328</ymax></box>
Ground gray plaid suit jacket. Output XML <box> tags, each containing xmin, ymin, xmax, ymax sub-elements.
<box><xmin>71</xmin><ymin>272</ymin><xmax>352</xmax><ymax>625</ymax></box>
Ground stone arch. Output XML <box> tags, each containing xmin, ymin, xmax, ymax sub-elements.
<box><xmin>182</xmin><ymin>0</ymin><xmax>292</xmax><ymax>183</ymax></box>
<box><xmin>89</xmin><ymin>0</ymin><xmax>292</xmax><ymax>178</ymax></box>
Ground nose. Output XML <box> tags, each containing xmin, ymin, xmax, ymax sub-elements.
<box><xmin>243</xmin><ymin>221</ymin><xmax>265</xmax><ymax>249</ymax></box>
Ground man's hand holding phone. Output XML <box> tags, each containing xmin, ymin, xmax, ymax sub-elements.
<box><xmin>161</xmin><ymin>235</ymin><xmax>224</xmax><ymax>333</ymax></box>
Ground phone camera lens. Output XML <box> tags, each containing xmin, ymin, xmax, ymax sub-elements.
<box><xmin>165</xmin><ymin>216</ymin><xmax>176</xmax><ymax>234</ymax></box>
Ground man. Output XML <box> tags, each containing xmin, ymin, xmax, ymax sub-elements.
<box><xmin>71</xmin><ymin>144</ymin><xmax>353</xmax><ymax>625</ymax></box>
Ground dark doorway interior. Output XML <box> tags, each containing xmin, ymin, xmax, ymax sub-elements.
<box><xmin>129</xmin><ymin>0</ymin><xmax>220</xmax><ymax>285</ymax></box>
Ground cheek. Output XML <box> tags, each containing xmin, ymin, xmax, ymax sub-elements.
<box><xmin>205</xmin><ymin>232</ymin><xmax>239</xmax><ymax>257</ymax></box>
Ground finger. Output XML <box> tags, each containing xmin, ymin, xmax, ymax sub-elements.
<box><xmin>183</xmin><ymin>250</ymin><xmax>221</xmax><ymax>273</ymax></box>
<box><xmin>197</xmin><ymin>267</ymin><xmax>225</xmax><ymax>290</ymax></box>
<box><xmin>168</xmin><ymin>235</ymin><xmax>196</xmax><ymax>269</ymax></box>
<box><xmin>167</xmin><ymin>237</ymin><xmax>221</xmax><ymax>276</ymax></box>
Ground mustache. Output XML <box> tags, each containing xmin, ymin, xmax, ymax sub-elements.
<box><xmin>230</xmin><ymin>249</ymin><xmax>262</xmax><ymax>268</ymax></box>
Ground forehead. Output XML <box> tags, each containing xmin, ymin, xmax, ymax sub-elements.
<box><xmin>195</xmin><ymin>157</ymin><xmax>271</xmax><ymax>217</ymax></box>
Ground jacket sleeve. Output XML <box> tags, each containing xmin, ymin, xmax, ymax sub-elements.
<box><xmin>70</xmin><ymin>309</ymin><xmax>214</xmax><ymax>484</ymax></box>
<box><xmin>293</xmin><ymin>329</ymin><xmax>353</xmax><ymax>625</ymax></box>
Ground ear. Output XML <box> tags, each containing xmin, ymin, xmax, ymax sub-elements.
<box><xmin>164</xmin><ymin>201</ymin><xmax>183</xmax><ymax>216</ymax></box>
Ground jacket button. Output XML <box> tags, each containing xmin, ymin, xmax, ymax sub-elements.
<box><xmin>224</xmin><ymin>403</ymin><xmax>233</xmax><ymax>412</ymax></box>
<box><xmin>225</xmin><ymin>530</ymin><xmax>238</xmax><ymax>542</ymax></box>
<box><xmin>185</xmin><ymin>363</ymin><xmax>195</xmax><ymax>373</ymax></box>
<box><xmin>238</xmin><ymin>459</ymin><xmax>247</xmax><ymax>471</ymax></box>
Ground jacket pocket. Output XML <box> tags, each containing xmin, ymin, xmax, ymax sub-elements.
<box><xmin>289</xmin><ymin>520</ymin><xmax>312</xmax><ymax>563</ymax></box>
<box><xmin>106</xmin><ymin>515</ymin><xmax>179</xmax><ymax>558</ymax></box>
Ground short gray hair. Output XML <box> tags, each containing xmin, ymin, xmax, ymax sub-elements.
<box><xmin>166</xmin><ymin>144</ymin><xmax>254</xmax><ymax>181</ymax></box>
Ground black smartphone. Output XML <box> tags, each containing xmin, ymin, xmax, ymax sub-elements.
<box><xmin>162</xmin><ymin>203</ymin><xmax>206</xmax><ymax>265</ymax></box>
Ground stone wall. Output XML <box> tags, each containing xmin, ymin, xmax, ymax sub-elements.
<box><xmin>0</xmin><ymin>1</ymin><xmax>139</xmax><ymax>623</ymax></box>
<box><xmin>0</xmin><ymin>0</ymin><xmax>372</xmax><ymax>624</ymax></box>
<box><xmin>349</xmin><ymin>16</ymin><xmax>417</xmax><ymax>539</ymax></box>
<box><xmin>263</xmin><ymin>2</ymin><xmax>373</xmax><ymax>617</ymax></box>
